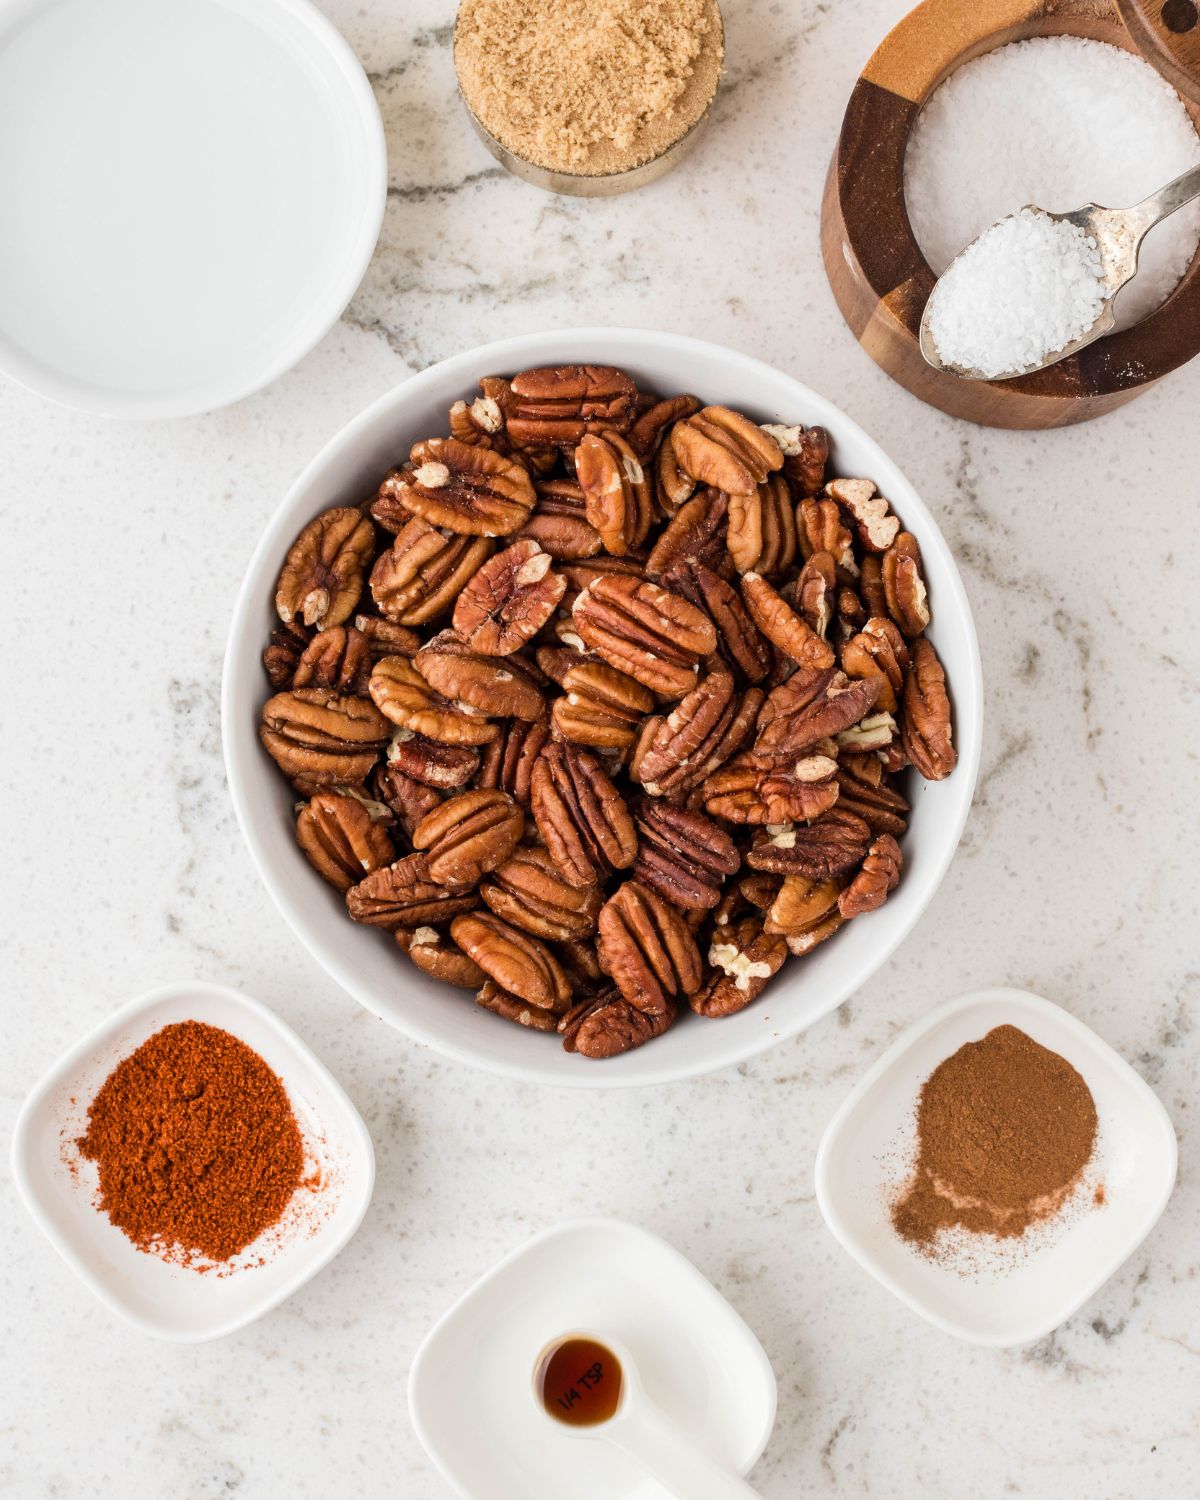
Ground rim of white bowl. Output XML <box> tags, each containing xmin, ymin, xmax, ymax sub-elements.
<box><xmin>0</xmin><ymin>0</ymin><xmax>386</xmax><ymax>420</ymax></box>
<box><xmin>222</xmin><ymin>328</ymin><xmax>983</xmax><ymax>1087</ymax></box>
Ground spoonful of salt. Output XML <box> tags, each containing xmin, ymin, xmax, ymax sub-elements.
<box><xmin>920</xmin><ymin>162</ymin><xmax>1200</xmax><ymax>381</ymax></box>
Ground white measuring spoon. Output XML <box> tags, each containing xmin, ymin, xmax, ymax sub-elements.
<box><xmin>920</xmin><ymin>161</ymin><xmax>1200</xmax><ymax>379</ymax></box>
<box><xmin>533</xmin><ymin>1331</ymin><xmax>761</xmax><ymax>1499</ymax></box>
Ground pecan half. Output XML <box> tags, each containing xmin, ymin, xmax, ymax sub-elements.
<box><xmin>632</xmin><ymin>801</ymin><xmax>739</xmax><ymax>910</ymax></box>
<box><xmin>859</xmin><ymin>553</ymin><xmax>887</xmax><ymax>617</ymax></box>
<box><xmin>596</xmin><ymin>881</ymin><xmax>703</xmax><ymax>1014</ymax></box>
<box><xmin>451</xmin><ymin>540</ymin><xmax>565</xmax><ymax>655</ymax></box>
<box><xmin>902</xmin><ymin>637</ymin><xmax>957</xmax><ymax>780</ymax></box>
<box><xmin>412</xmin><ymin>789</ymin><xmax>524</xmax><ymax>886</ymax></box>
<box><xmin>275</xmin><ymin>508</ymin><xmax>375</xmax><ymax>631</ymax></box>
<box><xmin>656</xmin><ymin>426</ymin><xmax>697</xmax><ymax>514</ymax></box>
<box><xmin>380</xmin><ymin>437</ymin><xmax>535</xmax><ymax>537</ymax></box>
<box><xmin>414</xmin><ymin>632</ymin><xmax>544</xmax><ymax>721</ymax></box>
<box><xmin>295</xmin><ymin>791</ymin><xmax>394</xmax><ymax>892</ymax></box>
<box><xmin>842</xmin><ymin>616</ymin><xmax>910</xmax><ymax>713</ymax></box>
<box><xmin>695</xmin><ymin>918</ymin><xmax>788</xmax><ymax>1017</ymax></box>
<box><xmin>746</xmin><ymin>808</ymin><xmax>872</xmax><ymax>881</ymax></box>
<box><xmin>670</xmin><ymin>407</ymin><xmax>784</xmax><ymax>496</ymax></box>
<box><xmin>370</xmin><ymin>762</ymin><xmax>443</xmax><ymax>837</ymax></box>
<box><xmin>645</xmin><ymin>489</ymin><xmax>728</xmax><ymax>577</ymax></box>
<box><xmin>481</xmin><ymin>846</ymin><xmax>602</xmax><ymax>940</ymax></box>
<box><xmin>755</xmin><ymin>668</ymin><xmax>882</xmax><ymax>760</ymax></box>
<box><xmin>476</xmin><ymin>980</ymin><xmax>560</xmax><ymax>1031</ymax></box>
<box><xmin>796</xmin><ymin>553</ymin><xmax>837</xmax><ymax>641</ymax></box>
<box><xmin>263</xmin><ymin>623</ymin><xmax>309</xmax><ymax>688</ymax></box>
<box><xmin>477</xmin><ymin>715</ymin><xmax>551</xmax><ymax>806</ymax></box>
<box><xmin>827</xmin><ymin>477</ymin><xmax>899</xmax><ymax>553</ymax></box>
<box><xmin>292</xmin><ymin>625</ymin><xmax>372</xmax><ymax>695</ymax></box>
<box><xmin>531</xmin><ymin>742</ymin><xmax>637</xmax><ymax>888</ymax></box>
<box><xmin>576</xmin><ymin>430</ymin><xmax>654</xmax><ymax>557</ymax></box>
<box><xmin>633</xmin><ymin>668</ymin><xmax>737</xmax><ymax>793</ymax></box>
<box><xmin>777</xmin><ymin>424</ymin><xmax>829</xmax><ymax>497</ymax></box>
<box><xmin>572</xmin><ymin>574</ymin><xmax>716</xmax><ymax>698</ymax></box>
<box><xmin>260</xmin><ymin>688</ymin><xmax>390</xmax><ymax>784</ymax></box>
<box><xmin>839</xmin><ymin>834</ymin><xmax>902</xmax><ymax>918</ymax></box>
<box><xmin>451</xmin><ymin>912</ymin><xmax>572</xmax><ymax>1010</ymax></box>
<box><xmin>386</xmin><ymin>731</ymin><xmax>480</xmax><ymax>790</ymax></box>
<box><xmin>506</xmin><ymin>365</ymin><xmax>637</xmax><ymax>447</ymax></box>
<box><xmin>835</xmin><ymin>757</ymin><xmax>910</xmax><ymax>836</ymax></box>
<box><xmin>740</xmin><ymin>572</ymin><xmax>835</xmax><ymax>671</ymax></box>
<box><xmin>727</xmin><ymin>475</ymin><xmax>797</xmax><ymax>577</ymax></box>
<box><xmin>881</xmin><ymin>532</ymin><xmax>930</xmax><ymax>637</ymax></box>
<box><xmin>764</xmin><ymin>873</ymin><xmax>843</xmax><ymax>939</ymax></box>
<box><xmin>354</xmin><ymin>614</ymin><xmax>423</xmax><ymax>661</ymax></box>
<box><xmin>666</xmin><ymin>560</ymin><xmax>769</xmax><ymax>683</ymax></box>
<box><xmin>552</xmin><ymin>660</ymin><xmax>655</xmax><ymax>750</ymax></box>
<box><xmin>797</xmin><ymin>498</ymin><xmax>856</xmax><ymax>576</ymax></box>
<box><xmin>559</xmin><ymin>989</ymin><xmax>675</xmax><ymax>1057</ymax></box>
<box><xmin>370</xmin><ymin>517</ymin><xmax>493</xmax><ymax>626</ymax></box>
<box><xmin>369</xmin><ymin>656</ymin><xmax>496</xmax><ymax>745</ymax></box>
<box><xmin>397</xmin><ymin>926</ymin><xmax>487</xmax><ymax>988</ymax></box>
<box><xmin>347</xmin><ymin>852</ymin><xmax>478</xmax><ymax>928</ymax></box>
<box><xmin>758</xmin><ymin>753</ymin><xmax>841</xmax><ymax>822</ymax></box>
<box><xmin>629</xmin><ymin>394</ymin><xmax>700</xmax><ymax>459</ymax></box>
<box><xmin>517</xmin><ymin>479</ymin><xmax>603</xmax><ymax>560</ymax></box>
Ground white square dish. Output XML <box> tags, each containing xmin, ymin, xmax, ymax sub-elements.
<box><xmin>11</xmin><ymin>980</ymin><xmax>374</xmax><ymax>1341</ymax></box>
<box><xmin>408</xmin><ymin>1217</ymin><xmax>776</xmax><ymax>1499</ymax></box>
<box><xmin>814</xmin><ymin>988</ymin><xmax>1177</xmax><ymax>1347</ymax></box>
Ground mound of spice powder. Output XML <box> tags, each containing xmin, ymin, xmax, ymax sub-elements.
<box><xmin>77</xmin><ymin>1021</ymin><xmax>305</xmax><ymax>1265</ymax></box>
<box><xmin>892</xmin><ymin>1025</ymin><xmax>1097</xmax><ymax>1251</ymax></box>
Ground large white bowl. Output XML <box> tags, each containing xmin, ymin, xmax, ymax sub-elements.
<box><xmin>222</xmin><ymin>329</ymin><xmax>982</xmax><ymax>1087</ymax></box>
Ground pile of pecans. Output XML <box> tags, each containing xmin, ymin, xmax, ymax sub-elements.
<box><xmin>259</xmin><ymin>365</ymin><xmax>957</xmax><ymax>1060</ymax></box>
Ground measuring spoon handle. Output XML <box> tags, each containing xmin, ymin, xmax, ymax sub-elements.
<box><xmin>605</xmin><ymin>1399</ymin><xmax>761</xmax><ymax>1500</ymax></box>
<box><xmin>1127</xmin><ymin>162</ymin><xmax>1200</xmax><ymax>238</ymax></box>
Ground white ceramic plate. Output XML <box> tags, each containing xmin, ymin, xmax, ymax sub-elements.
<box><xmin>0</xmin><ymin>0</ymin><xmax>385</xmax><ymax>417</ymax></box>
<box><xmin>815</xmin><ymin>988</ymin><xmax>1178</xmax><ymax>1346</ymax></box>
<box><xmin>408</xmin><ymin>1218</ymin><xmax>776</xmax><ymax>1500</ymax></box>
<box><xmin>222</xmin><ymin>328</ymin><xmax>983</xmax><ymax>1086</ymax></box>
<box><xmin>11</xmin><ymin>980</ymin><xmax>374</xmax><ymax>1341</ymax></box>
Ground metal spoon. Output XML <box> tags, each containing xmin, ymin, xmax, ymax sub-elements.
<box><xmin>534</xmin><ymin>1330</ymin><xmax>761</xmax><ymax>1499</ymax></box>
<box><xmin>920</xmin><ymin>161</ymin><xmax>1200</xmax><ymax>380</ymax></box>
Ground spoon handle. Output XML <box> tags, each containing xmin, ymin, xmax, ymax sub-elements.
<box><xmin>605</xmin><ymin>1400</ymin><xmax>761</xmax><ymax>1499</ymax></box>
<box><xmin>1126</xmin><ymin>162</ymin><xmax>1200</xmax><ymax>239</ymax></box>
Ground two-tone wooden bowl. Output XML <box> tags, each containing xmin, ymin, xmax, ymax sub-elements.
<box><xmin>822</xmin><ymin>0</ymin><xmax>1200</xmax><ymax>428</ymax></box>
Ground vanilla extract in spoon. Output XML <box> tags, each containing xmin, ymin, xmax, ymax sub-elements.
<box><xmin>537</xmin><ymin>1335</ymin><xmax>623</xmax><ymax>1426</ymax></box>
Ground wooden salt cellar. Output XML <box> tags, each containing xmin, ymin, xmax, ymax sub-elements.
<box><xmin>822</xmin><ymin>0</ymin><xmax>1200</xmax><ymax>428</ymax></box>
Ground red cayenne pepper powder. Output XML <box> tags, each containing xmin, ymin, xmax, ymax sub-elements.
<box><xmin>78</xmin><ymin>1021</ymin><xmax>305</xmax><ymax>1265</ymax></box>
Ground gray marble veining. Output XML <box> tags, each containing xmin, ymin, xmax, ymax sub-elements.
<box><xmin>2</xmin><ymin>1</ymin><xmax>1198</xmax><ymax>1496</ymax></box>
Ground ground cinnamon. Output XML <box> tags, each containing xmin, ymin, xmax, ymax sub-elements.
<box><xmin>78</xmin><ymin>1021</ymin><xmax>305</xmax><ymax>1265</ymax></box>
<box><xmin>892</xmin><ymin>1024</ymin><xmax>1097</xmax><ymax>1250</ymax></box>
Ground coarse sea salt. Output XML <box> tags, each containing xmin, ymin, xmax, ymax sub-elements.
<box><xmin>926</xmin><ymin>207</ymin><xmax>1105</xmax><ymax>377</ymax></box>
<box><xmin>905</xmin><ymin>37</ymin><xmax>1200</xmax><ymax>330</ymax></box>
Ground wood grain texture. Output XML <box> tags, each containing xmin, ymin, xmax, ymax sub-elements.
<box><xmin>1116</xmin><ymin>0</ymin><xmax>1200</xmax><ymax>105</ymax></box>
<box><xmin>822</xmin><ymin>0</ymin><xmax>1200</xmax><ymax>428</ymax></box>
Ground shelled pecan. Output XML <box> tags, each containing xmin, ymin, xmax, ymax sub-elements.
<box><xmin>257</xmin><ymin>364</ymin><xmax>960</xmax><ymax>1058</ymax></box>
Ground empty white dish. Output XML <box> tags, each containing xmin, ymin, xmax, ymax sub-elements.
<box><xmin>0</xmin><ymin>0</ymin><xmax>386</xmax><ymax>417</ymax></box>
<box><xmin>814</xmin><ymin>988</ymin><xmax>1177</xmax><ymax>1347</ymax></box>
<box><xmin>222</xmin><ymin>327</ymin><xmax>983</xmax><ymax>1086</ymax></box>
<box><xmin>11</xmin><ymin>980</ymin><xmax>374</xmax><ymax>1341</ymax></box>
<box><xmin>408</xmin><ymin>1217</ymin><xmax>776</xmax><ymax>1499</ymax></box>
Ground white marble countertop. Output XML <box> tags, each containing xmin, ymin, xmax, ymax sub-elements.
<box><xmin>3</xmin><ymin>1</ymin><xmax>1198</xmax><ymax>1495</ymax></box>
